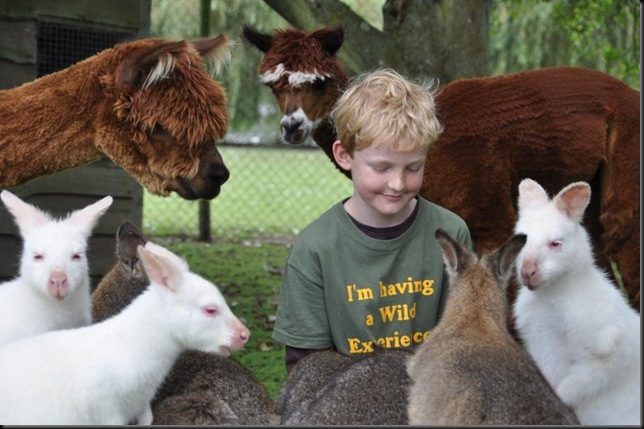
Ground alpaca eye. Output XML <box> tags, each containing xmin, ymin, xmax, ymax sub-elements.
<box><xmin>203</xmin><ymin>306</ymin><xmax>218</xmax><ymax>316</ymax></box>
<box><xmin>311</xmin><ymin>78</ymin><xmax>329</xmax><ymax>92</ymax></box>
<box><xmin>151</xmin><ymin>123</ymin><xmax>167</xmax><ymax>135</ymax></box>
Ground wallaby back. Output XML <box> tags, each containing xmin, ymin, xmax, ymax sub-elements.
<box><xmin>0</xmin><ymin>190</ymin><xmax>112</xmax><ymax>345</ymax></box>
<box><xmin>91</xmin><ymin>221</ymin><xmax>277</xmax><ymax>425</ymax></box>
<box><xmin>513</xmin><ymin>179</ymin><xmax>640</xmax><ymax>425</ymax></box>
<box><xmin>280</xmin><ymin>348</ymin><xmax>412</xmax><ymax>425</ymax></box>
<box><xmin>407</xmin><ymin>228</ymin><xmax>579</xmax><ymax>425</ymax></box>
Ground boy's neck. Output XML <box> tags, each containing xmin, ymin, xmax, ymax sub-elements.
<box><xmin>346</xmin><ymin>197</ymin><xmax>419</xmax><ymax>240</ymax></box>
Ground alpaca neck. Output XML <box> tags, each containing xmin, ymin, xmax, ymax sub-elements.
<box><xmin>0</xmin><ymin>59</ymin><xmax>105</xmax><ymax>187</ymax></box>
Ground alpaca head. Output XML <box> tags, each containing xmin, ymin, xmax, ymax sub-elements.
<box><xmin>242</xmin><ymin>26</ymin><xmax>348</xmax><ymax>144</ymax></box>
<box><xmin>97</xmin><ymin>36</ymin><xmax>232</xmax><ymax>199</ymax></box>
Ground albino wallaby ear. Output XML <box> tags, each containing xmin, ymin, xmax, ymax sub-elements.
<box><xmin>434</xmin><ymin>228</ymin><xmax>470</xmax><ymax>275</ymax></box>
<box><xmin>67</xmin><ymin>196</ymin><xmax>113</xmax><ymax>237</ymax></box>
<box><xmin>138</xmin><ymin>242</ymin><xmax>186</xmax><ymax>292</ymax></box>
<box><xmin>0</xmin><ymin>190</ymin><xmax>51</xmax><ymax>235</ymax></box>
<box><xmin>518</xmin><ymin>178</ymin><xmax>549</xmax><ymax>212</ymax></box>
<box><xmin>554</xmin><ymin>182</ymin><xmax>591</xmax><ymax>223</ymax></box>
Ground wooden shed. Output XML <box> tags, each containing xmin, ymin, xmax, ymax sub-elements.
<box><xmin>0</xmin><ymin>0</ymin><xmax>150</xmax><ymax>288</ymax></box>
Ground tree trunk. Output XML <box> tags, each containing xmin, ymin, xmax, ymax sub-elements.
<box><xmin>263</xmin><ymin>0</ymin><xmax>489</xmax><ymax>84</ymax></box>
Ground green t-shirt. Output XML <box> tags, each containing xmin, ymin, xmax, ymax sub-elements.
<box><xmin>272</xmin><ymin>197</ymin><xmax>472</xmax><ymax>356</ymax></box>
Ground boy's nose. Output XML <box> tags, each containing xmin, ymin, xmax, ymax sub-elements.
<box><xmin>388</xmin><ymin>172</ymin><xmax>405</xmax><ymax>191</ymax></box>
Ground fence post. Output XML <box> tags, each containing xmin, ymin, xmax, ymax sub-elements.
<box><xmin>198</xmin><ymin>0</ymin><xmax>212</xmax><ymax>242</ymax></box>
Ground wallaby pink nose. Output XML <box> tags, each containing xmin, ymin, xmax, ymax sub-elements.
<box><xmin>231</xmin><ymin>322</ymin><xmax>250</xmax><ymax>351</ymax></box>
<box><xmin>520</xmin><ymin>262</ymin><xmax>539</xmax><ymax>289</ymax></box>
<box><xmin>48</xmin><ymin>271</ymin><xmax>68</xmax><ymax>300</ymax></box>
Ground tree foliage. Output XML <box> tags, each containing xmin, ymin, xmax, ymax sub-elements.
<box><xmin>150</xmin><ymin>0</ymin><xmax>639</xmax><ymax>132</ymax></box>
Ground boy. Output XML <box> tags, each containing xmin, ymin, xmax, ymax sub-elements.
<box><xmin>272</xmin><ymin>69</ymin><xmax>472</xmax><ymax>372</ymax></box>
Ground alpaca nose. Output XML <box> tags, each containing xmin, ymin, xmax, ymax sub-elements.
<box><xmin>281</xmin><ymin>116</ymin><xmax>303</xmax><ymax>135</ymax></box>
<box><xmin>205</xmin><ymin>163</ymin><xmax>229</xmax><ymax>186</ymax></box>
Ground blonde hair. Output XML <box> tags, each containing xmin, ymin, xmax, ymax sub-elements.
<box><xmin>330</xmin><ymin>68</ymin><xmax>443</xmax><ymax>153</ymax></box>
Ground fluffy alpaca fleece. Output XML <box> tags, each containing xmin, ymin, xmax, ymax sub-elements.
<box><xmin>0</xmin><ymin>36</ymin><xmax>232</xmax><ymax>200</ymax></box>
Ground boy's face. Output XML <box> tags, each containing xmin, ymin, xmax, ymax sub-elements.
<box><xmin>333</xmin><ymin>140</ymin><xmax>428</xmax><ymax>227</ymax></box>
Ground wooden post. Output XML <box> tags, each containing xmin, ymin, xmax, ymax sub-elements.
<box><xmin>198</xmin><ymin>0</ymin><xmax>212</xmax><ymax>242</ymax></box>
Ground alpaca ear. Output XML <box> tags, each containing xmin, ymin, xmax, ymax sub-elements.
<box><xmin>115</xmin><ymin>40</ymin><xmax>185</xmax><ymax>88</ymax></box>
<box><xmin>0</xmin><ymin>190</ymin><xmax>51</xmax><ymax>235</ymax></box>
<box><xmin>67</xmin><ymin>196</ymin><xmax>113</xmax><ymax>237</ymax></box>
<box><xmin>554</xmin><ymin>181</ymin><xmax>591</xmax><ymax>223</ymax></box>
<box><xmin>313</xmin><ymin>26</ymin><xmax>344</xmax><ymax>56</ymax></box>
<box><xmin>518</xmin><ymin>178</ymin><xmax>549</xmax><ymax>212</ymax></box>
<box><xmin>189</xmin><ymin>34</ymin><xmax>232</xmax><ymax>74</ymax></box>
<box><xmin>138</xmin><ymin>242</ymin><xmax>185</xmax><ymax>292</ymax></box>
<box><xmin>241</xmin><ymin>25</ymin><xmax>273</xmax><ymax>53</ymax></box>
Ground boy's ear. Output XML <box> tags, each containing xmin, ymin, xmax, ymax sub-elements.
<box><xmin>332</xmin><ymin>141</ymin><xmax>352</xmax><ymax>171</ymax></box>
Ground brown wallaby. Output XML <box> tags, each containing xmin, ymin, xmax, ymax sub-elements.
<box><xmin>278</xmin><ymin>348</ymin><xmax>412</xmax><ymax>425</ymax></box>
<box><xmin>406</xmin><ymin>228</ymin><xmax>580</xmax><ymax>425</ymax></box>
<box><xmin>91</xmin><ymin>221</ymin><xmax>278</xmax><ymax>425</ymax></box>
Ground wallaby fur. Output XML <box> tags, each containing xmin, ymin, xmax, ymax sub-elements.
<box><xmin>0</xmin><ymin>241</ymin><xmax>249</xmax><ymax>424</ymax></box>
<box><xmin>407</xmin><ymin>228</ymin><xmax>580</xmax><ymax>425</ymax></box>
<box><xmin>279</xmin><ymin>348</ymin><xmax>412</xmax><ymax>425</ymax></box>
<box><xmin>0</xmin><ymin>190</ymin><xmax>112</xmax><ymax>346</ymax></box>
<box><xmin>276</xmin><ymin>349</ymin><xmax>352</xmax><ymax>421</ymax></box>
<box><xmin>91</xmin><ymin>220</ymin><xmax>149</xmax><ymax>323</ymax></box>
<box><xmin>91</xmin><ymin>220</ymin><xmax>278</xmax><ymax>425</ymax></box>
<box><xmin>513</xmin><ymin>179</ymin><xmax>640</xmax><ymax>425</ymax></box>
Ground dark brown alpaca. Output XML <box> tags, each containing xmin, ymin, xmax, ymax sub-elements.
<box><xmin>0</xmin><ymin>36</ymin><xmax>231</xmax><ymax>200</ymax></box>
<box><xmin>242</xmin><ymin>26</ymin><xmax>641</xmax><ymax>315</ymax></box>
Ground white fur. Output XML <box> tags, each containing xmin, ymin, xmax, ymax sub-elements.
<box><xmin>0</xmin><ymin>190</ymin><xmax>113</xmax><ymax>346</ymax></box>
<box><xmin>513</xmin><ymin>179</ymin><xmax>640</xmax><ymax>425</ymax></box>
<box><xmin>0</xmin><ymin>241</ymin><xmax>250</xmax><ymax>424</ymax></box>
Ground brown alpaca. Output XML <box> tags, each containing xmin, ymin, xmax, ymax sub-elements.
<box><xmin>242</xmin><ymin>26</ymin><xmax>641</xmax><ymax>315</ymax></box>
<box><xmin>0</xmin><ymin>36</ymin><xmax>231</xmax><ymax>200</ymax></box>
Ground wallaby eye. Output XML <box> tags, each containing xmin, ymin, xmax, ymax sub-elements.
<box><xmin>549</xmin><ymin>240</ymin><xmax>563</xmax><ymax>250</ymax></box>
<box><xmin>33</xmin><ymin>253</ymin><xmax>44</xmax><ymax>262</ymax></box>
<box><xmin>72</xmin><ymin>253</ymin><xmax>82</xmax><ymax>261</ymax></box>
<box><xmin>203</xmin><ymin>306</ymin><xmax>218</xmax><ymax>316</ymax></box>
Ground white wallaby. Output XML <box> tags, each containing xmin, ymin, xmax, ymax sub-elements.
<box><xmin>0</xmin><ymin>240</ymin><xmax>250</xmax><ymax>425</ymax></box>
<box><xmin>513</xmin><ymin>178</ymin><xmax>641</xmax><ymax>425</ymax></box>
<box><xmin>0</xmin><ymin>190</ymin><xmax>113</xmax><ymax>346</ymax></box>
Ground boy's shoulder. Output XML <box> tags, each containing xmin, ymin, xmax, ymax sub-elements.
<box><xmin>418</xmin><ymin>197</ymin><xmax>467</xmax><ymax>227</ymax></box>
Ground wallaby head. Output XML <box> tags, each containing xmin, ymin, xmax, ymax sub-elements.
<box><xmin>91</xmin><ymin>220</ymin><xmax>149</xmax><ymax>323</ymax></box>
<box><xmin>435</xmin><ymin>228</ymin><xmax>526</xmax><ymax>296</ymax></box>
<box><xmin>0</xmin><ymin>190</ymin><xmax>113</xmax><ymax>300</ymax></box>
<box><xmin>514</xmin><ymin>178</ymin><xmax>592</xmax><ymax>290</ymax></box>
<box><xmin>115</xmin><ymin>220</ymin><xmax>147</xmax><ymax>279</ymax></box>
<box><xmin>137</xmin><ymin>241</ymin><xmax>250</xmax><ymax>356</ymax></box>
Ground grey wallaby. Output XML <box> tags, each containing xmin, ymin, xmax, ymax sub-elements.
<box><xmin>91</xmin><ymin>220</ymin><xmax>278</xmax><ymax>425</ymax></box>
<box><xmin>278</xmin><ymin>348</ymin><xmax>412</xmax><ymax>425</ymax></box>
<box><xmin>406</xmin><ymin>228</ymin><xmax>580</xmax><ymax>425</ymax></box>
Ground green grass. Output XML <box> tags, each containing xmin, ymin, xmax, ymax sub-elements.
<box><xmin>143</xmin><ymin>145</ymin><xmax>353</xmax><ymax>238</ymax></box>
